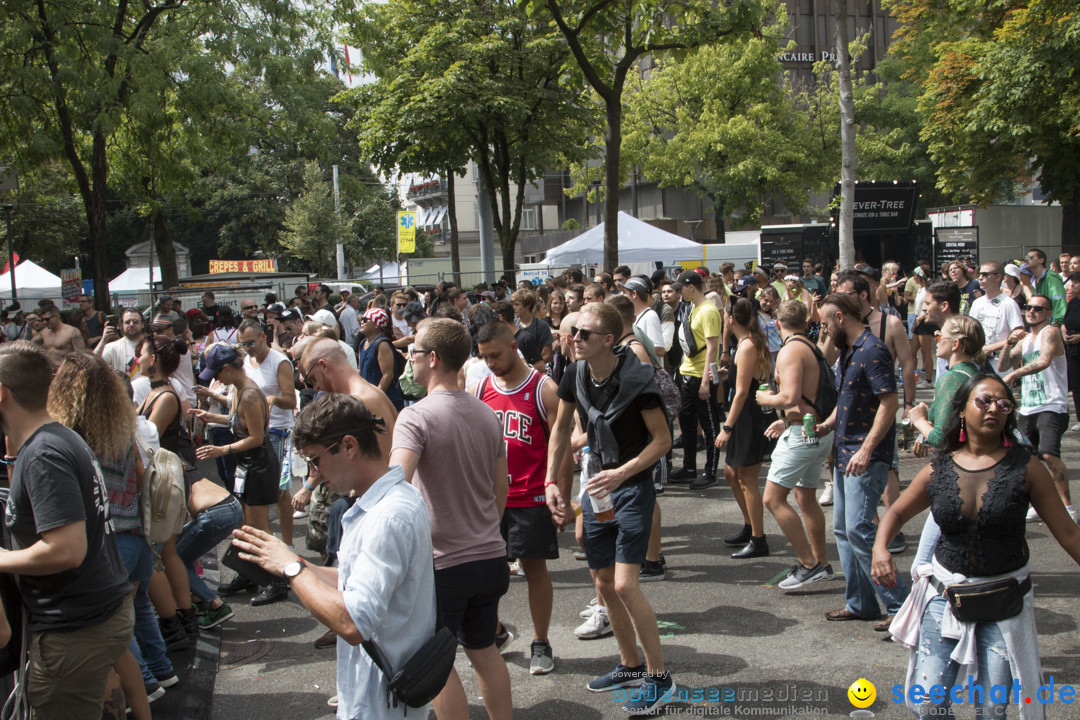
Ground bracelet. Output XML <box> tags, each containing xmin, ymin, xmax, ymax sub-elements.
<box><xmin>303</xmin><ymin>479</ymin><xmax>317</xmax><ymax>492</ymax></box>
<box><xmin>722</xmin><ymin>425</ymin><xmax>734</xmax><ymax>433</ymax></box>
<box><xmin>544</xmin><ymin>481</ymin><xmax>558</xmax><ymax>487</ymax></box>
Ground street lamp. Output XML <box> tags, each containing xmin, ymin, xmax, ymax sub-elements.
<box><xmin>0</xmin><ymin>167</ymin><xmax>18</xmax><ymax>302</ymax></box>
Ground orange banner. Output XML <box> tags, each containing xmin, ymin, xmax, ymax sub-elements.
<box><xmin>208</xmin><ymin>259</ymin><xmax>278</xmax><ymax>274</ymax></box>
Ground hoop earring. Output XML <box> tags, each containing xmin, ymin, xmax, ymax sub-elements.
<box><xmin>958</xmin><ymin>417</ymin><xmax>967</xmax><ymax>443</ymax></box>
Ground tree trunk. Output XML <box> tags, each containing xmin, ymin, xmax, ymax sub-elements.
<box><xmin>446</xmin><ymin>170</ymin><xmax>461</xmax><ymax>286</ymax></box>
<box><xmin>152</xmin><ymin>204</ymin><xmax>178</xmax><ymax>288</ymax></box>
<box><xmin>713</xmin><ymin>194</ymin><xmax>727</xmax><ymax>244</ymax></box>
<box><xmin>834</xmin><ymin>0</ymin><xmax>857</xmax><ymax>271</ymax></box>
<box><xmin>90</xmin><ymin>132</ymin><xmax>111</xmax><ymax>310</ymax></box>
<box><xmin>1061</xmin><ymin>187</ymin><xmax>1080</xmax><ymax>256</ymax></box>
<box><xmin>603</xmin><ymin>98</ymin><xmax>621</xmax><ymax>271</ymax></box>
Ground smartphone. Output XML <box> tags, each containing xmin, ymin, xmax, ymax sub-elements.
<box><xmin>105</xmin><ymin>314</ymin><xmax>118</xmax><ymax>326</ymax></box>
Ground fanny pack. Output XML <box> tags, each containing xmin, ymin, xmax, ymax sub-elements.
<box><xmin>363</xmin><ymin>626</ymin><xmax>458</xmax><ymax>711</ymax></box>
<box><xmin>930</xmin><ymin>575</ymin><xmax>1031</xmax><ymax>623</ymax></box>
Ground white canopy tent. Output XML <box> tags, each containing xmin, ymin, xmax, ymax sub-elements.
<box><xmin>544</xmin><ymin>212</ymin><xmax>706</xmax><ymax>266</ymax></box>
<box><xmin>109</xmin><ymin>266</ymin><xmax>163</xmax><ymax>294</ymax></box>
<box><xmin>359</xmin><ymin>262</ymin><xmax>400</xmax><ymax>283</ymax></box>
<box><xmin>0</xmin><ymin>260</ymin><xmax>63</xmax><ymax>301</ymax></box>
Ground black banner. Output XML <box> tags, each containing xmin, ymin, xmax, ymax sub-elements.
<box><xmin>832</xmin><ymin>182</ymin><xmax>919</xmax><ymax>233</ymax></box>
<box><xmin>760</xmin><ymin>231</ymin><xmax>802</xmax><ymax>274</ymax></box>
<box><xmin>934</xmin><ymin>227</ymin><xmax>979</xmax><ymax>271</ymax></box>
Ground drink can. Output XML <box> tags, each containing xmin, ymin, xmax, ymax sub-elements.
<box><xmin>803</xmin><ymin>413</ymin><xmax>818</xmax><ymax>446</ymax></box>
<box><xmin>759</xmin><ymin>384</ymin><xmax>770</xmax><ymax>392</ymax></box>
<box><xmin>900</xmin><ymin>418</ymin><xmax>913</xmax><ymax>451</ymax></box>
<box><xmin>709</xmin><ymin>362</ymin><xmax>720</xmax><ymax>382</ymax></box>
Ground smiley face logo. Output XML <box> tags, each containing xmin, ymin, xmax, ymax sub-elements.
<box><xmin>848</xmin><ymin>678</ymin><xmax>876</xmax><ymax>709</ymax></box>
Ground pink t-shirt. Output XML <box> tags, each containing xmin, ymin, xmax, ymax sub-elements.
<box><xmin>392</xmin><ymin>390</ymin><xmax>507</xmax><ymax>570</ymax></box>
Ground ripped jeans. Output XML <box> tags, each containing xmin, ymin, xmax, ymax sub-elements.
<box><xmin>912</xmin><ymin>595</ymin><xmax>1013</xmax><ymax>718</ymax></box>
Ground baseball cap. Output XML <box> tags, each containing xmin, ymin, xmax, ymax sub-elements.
<box><xmin>185</xmin><ymin>308</ymin><xmax>205</xmax><ymax>320</ymax></box>
<box><xmin>306</xmin><ymin>308</ymin><xmax>337</xmax><ymax>327</ymax></box>
<box><xmin>735</xmin><ymin>275</ymin><xmax>757</xmax><ymax>293</ymax></box>
<box><xmin>402</xmin><ymin>301</ymin><xmax>426</xmax><ymax>323</ymax></box>
<box><xmin>199</xmin><ymin>344</ymin><xmax>239</xmax><ymax>382</ymax></box>
<box><xmin>280</xmin><ymin>307</ymin><xmax>303</xmax><ymax>323</ymax></box>
<box><xmin>265</xmin><ymin>302</ymin><xmax>286</xmax><ymax>316</ymax></box>
<box><xmin>622</xmin><ymin>277</ymin><xmax>649</xmax><ymax>293</ymax></box>
<box><xmin>3</xmin><ymin>302</ymin><xmax>20</xmax><ymax>313</ymax></box>
<box><xmin>854</xmin><ymin>264</ymin><xmax>881</xmax><ymax>282</ymax></box>
<box><xmin>671</xmin><ymin>270</ymin><xmax>704</xmax><ymax>290</ymax></box>
<box><xmin>150</xmin><ymin>313</ymin><xmax>173</xmax><ymax>329</ymax></box>
<box><xmin>1004</xmin><ymin>263</ymin><xmax>1021</xmax><ymax>279</ymax></box>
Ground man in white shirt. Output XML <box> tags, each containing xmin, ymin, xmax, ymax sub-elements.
<box><xmin>969</xmin><ymin>261</ymin><xmax>1024</xmax><ymax>375</ymax></box>
<box><xmin>96</xmin><ymin>308</ymin><xmax>145</xmax><ymax>379</ymax></box>
<box><xmin>623</xmin><ymin>276</ymin><xmax>666</xmax><ymax>356</ymax></box>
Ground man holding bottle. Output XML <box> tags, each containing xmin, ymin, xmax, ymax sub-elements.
<box><xmin>544</xmin><ymin>301</ymin><xmax>674</xmax><ymax>715</ymax></box>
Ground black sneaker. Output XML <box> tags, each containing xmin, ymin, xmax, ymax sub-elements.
<box><xmin>688</xmin><ymin>473</ymin><xmax>717</xmax><ymax>490</ymax></box>
<box><xmin>888</xmin><ymin>532</ymin><xmax>908</xmax><ymax>555</ymax></box>
<box><xmin>640</xmin><ymin>560</ymin><xmax>666</xmax><ymax>582</ymax></box>
<box><xmin>218</xmin><ymin>575</ymin><xmax>257</xmax><ymax>597</ymax></box>
<box><xmin>668</xmin><ymin>467</ymin><xmax>697</xmax><ymax>483</ymax></box>
<box><xmin>495</xmin><ymin>624</ymin><xmax>514</xmax><ymax>653</ymax></box>
<box><xmin>158</xmin><ymin>616</ymin><xmax>191</xmax><ymax>652</ymax></box>
<box><xmin>250</xmin><ymin>581</ymin><xmax>290</xmax><ymax>607</ymax></box>
<box><xmin>586</xmin><ymin>662</ymin><xmax>647</xmax><ymax>692</ymax></box>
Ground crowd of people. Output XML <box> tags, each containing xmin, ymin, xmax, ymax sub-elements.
<box><xmin>3</xmin><ymin>247</ymin><xmax>1080</xmax><ymax>719</ymax></box>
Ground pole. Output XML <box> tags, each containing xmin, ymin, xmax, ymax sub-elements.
<box><xmin>333</xmin><ymin>165</ymin><xmax>345</xmax><ymax>280</ymax></box>
<box><xmin>5</xmin><ymin>206</ymin><xmax>15</xmax><ymax>302</ymax></box>
<box><xmin>148</xmin><ymin>227</ymin><xmax>155</xmax><ymax>311</ymax></box>
<box><xmin>477</xmin><ymin>170</ymin><xmax>496</xmax><ymax>284</ymax></box>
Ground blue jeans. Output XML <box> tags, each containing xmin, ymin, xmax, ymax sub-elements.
<box><xmin>116</xmin><ymin>532</ymin><xmax>172</xmax><ymax>684</ymax></box>
<box><xmin>176</xmin><ymin>497</ymin><xmax>244</xmax><ymax>604</ymax></box>
<box><xmin>834</xmin><ymin>462</ymin><xmax>910</xmax><ymax>617</ymax></box>
<box><xmin>209</xmin><ymin>426</ymin><xmax>237</xmax><ymax>488</ymax></box>
<box><xmin>911</xmin><ymin>596</ymin><xmax>1012</xmax><ymax>718</ymax></box>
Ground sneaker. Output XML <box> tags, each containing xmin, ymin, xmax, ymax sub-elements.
<box><xmin>529</xmin><ymin>640</ymin><xmax>555</xmax><ymax>675</ymax></box>
<box><xmin>778</xmin><ymin>562</ymin><xmax>829</xmax><ymax>590</ymax></box>
<box><xmin>250</xmin><ymin>582</ymin><xmax>290</xmax><ymax>607</ymax></box>
<box><xmin>509</xmin><ymin>561</ymin><xmax>525</xmax><ymax>577</ymax></box>
<box><xmin>495</xmin><ymin>624</ymin><xmax>514</xmax><ymax>652</ymax></box>
<box><xmin>587</xmin><ymin>662</ymin><xmax>648</xmax><ymax>692</ymax></box>
<box><xmin>327</xmin><ymin>695</ymin><xmax>338</xmax><ymax>708</ymax></box>
<box><xmin>824</xmin><ymin>564</ymin><xmax>835</xmax><ymax>577</ymax></box>
<box><xmin>292</xmin><ymin>509</ymin><xmax>309</xmax><ymax>519</ymax></box>
<box><xmin>199</xmin><ymin>603</ymin><xmax>234</xmax><ymax>629</ymax></box>
<box><xmin>575</xmin><ymin>608</ymin><xmax>613</xmax><ymax>639</ymax></box>
<box><xmin>572</xmin><ymin>550</ymin><xmax>587</xmax><ymax>561</ymax></box>
<box><xmin>191</xmin><ymin>599</ymin><xmax>211</xmax><ymax>616</ymax></box>
<box><xmin>658</xmin><ymin>553</ymin><xmax>666</xmax><ymax>568</ymax></box>
<box><xmin>640</xmin><ymin>560</ymin><xmax>665</xmax><ymax>582</ymax></box>
<box><xmin>819</xmin><ymin>481</ymin><xmax>834</xmax><ymax>506</ymax></box>
<box><xmin>579</xmin><ymin>597</ymin><xmax>600</xmax><ymax>618</ymax></box>
<box><xmin>1071</xmin><ymin>423</ymin><xmax>1080</xmax><ymax>433</ymax></box>
<box><xmin>144</xmin><ymin>682</ymin><xmax>165</xmax><ymax>703</ymax></box>
<box><xmin>668</xmin><ymin>467</ymin><xmax>697</xmax><ymax>483</ymax></box>
<box><xmin>688</xmin><ymin>473</ymin><xmax>717</xmax><ymax>490</ymax></box>
<box><xmin>154</xmin><ymin>672</ymin><xmax>179</xmax><ymax>689</ymax></box>
<box><xmin>158</xmin><ymin>616</ymin><xmax>191</xmax><ymax>652</ymax></box>
<box><xmin>887</xmin><ymin>532</ymin><xmax>908</xmax><ymax>555</ymax></box>
<box><xmin>1027</xmin><ymin>505</ymin><xmax>1040</xmax><ymax>522</ymax></box>
<box><xmin>623</xmin><ymin>672</ymin><xmax>677</xmax><ymax>716</ymax></box>
<box><xmin>217</xmin><ymin>575</ymin><xmax>257</xmax><ymax>596</ymax></box>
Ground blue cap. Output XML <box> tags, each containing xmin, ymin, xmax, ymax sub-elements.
<box><xmin>199</xmin><ymin>343</ymin><xmax>239</xmax><ymax>382</ymax></box>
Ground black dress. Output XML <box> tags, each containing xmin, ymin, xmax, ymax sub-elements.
<box><xmin>724</xmin><ymin>341</ymin><xmax>776</xmax><ymax>468</ymax></box>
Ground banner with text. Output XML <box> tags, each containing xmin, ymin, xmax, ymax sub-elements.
<box><xmin>398</xmin><ymin>211</ymin><xmax>417</xmax><ymax>254</ymax></box>
<box><xmin>61</xmin><ymin>268</ymin><xmax>82</xmax><ymax>304</ymax></box>
<box><xmin>209</xmin><ymin>259</ymin><xmax>278</xmax><ymax>274</ymax></box>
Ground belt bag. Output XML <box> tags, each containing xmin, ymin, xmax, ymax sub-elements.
<box><xmin>363</xmin><ymin>626</ymin><xmax>457</xmax><ymax>710</ymax></box>
<box><xmin>931</xmin><ymin>575</ymin><xmax>1031</xmax><ymax>623</ymax></box>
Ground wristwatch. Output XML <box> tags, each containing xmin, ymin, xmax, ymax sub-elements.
<box><xmin>722</xmin><ymin>424</ymin><xmax>734</xmax><ymax>433</ymax></box>
<box><xmin>283</xmin><ymin>558</ymin><xmax>307</xmax><ymax>580</ymax></box>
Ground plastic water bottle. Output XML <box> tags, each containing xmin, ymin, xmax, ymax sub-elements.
<box><xmin>582</xmin><ymin>446</ymin><xmax>614</xmax><ymax>522</ymax></box>
<box><xmin>291</xmin><ymin>450</ymin><xmax>308</xmax><ymax>480</ymax></box>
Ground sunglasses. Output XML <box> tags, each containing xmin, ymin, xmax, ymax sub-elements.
<box><xmin>571</xmin><ymin>326</ymin><xmax>599</xmax><ymax>341</ymax></box>
<box><xmin>971</xmin><ymin>394</ymin><xmax>1014</xmax><ymax>415</ymax></box>
<box><xmin>239</xmin><ymin>340</ymin><xmax>258</xmax><ymax>348</ymax></box>
<box><xmin>242</xmin><ymin>305</ymin><xmax>256</xmax><ymax>311</ymax></box>
<box><xmin>977</xmin><ymin>272</ymin><xmax>1000</xmax><ymax>278</ymax></box>
<box><xmin>303</xmin><ymin>440</ymin><xmax>342</xmax><ymax>470</ymax></box>
<box><xmin>933</xmin><ymin>332</ymin><xmax>955</xmax><ymax>342</ymax></box>
<box><xmin>1022</xmin><ymin>305</ymin><xmax>1049</xmax><ymax>312</ymax></box>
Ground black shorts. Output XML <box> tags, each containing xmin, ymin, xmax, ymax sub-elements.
<box><xmin>434</xmin><ymin>557</ymin><xmax>510</xmax><ymax>650</ymax></box>
<box><xmin>1018</xmin><ymin>411</ymin><xmax>1068</xmax><ymax>458</ymax></box>
<box><xmin>581</xmin><ymin>479</ymin><xmax>655</xmax><ymax>570</ymax></box>
<box><xmin>501</xmin><ymin>506</ymin><xmax>558</xmax><ymax>560</ymax></box>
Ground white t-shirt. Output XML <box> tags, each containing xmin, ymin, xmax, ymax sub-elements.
<box><xmin>339</xmin><ymin>339</ymin><xmax>358</xmax><ymax>370</ymax></box>
<box><xmin>392</xmin><ymin>314</ymin><xmax>410</xmax><ymax>340</ymax></box>
<box><xmin>102</xmin><ymin>337</ymin><xmax>141</xmax><ymax>379</ymax></box>
<box><xmin>969</xmin><ymin>294</ymin><xmax>1024</xmax><ymax>348</ymax></box>
<box><xmin>633</xmin><ymin>307</ymin><xmax>665</xmax><ymax>352</ymax></box>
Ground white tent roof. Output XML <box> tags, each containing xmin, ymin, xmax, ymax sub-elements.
<box><xmin>0</xmin><ymin>260</ymin><xmax>62</xmax><ymax>292</ymax></box>
<box><xmin>544</xmin><ymin>212</ymin><xmax>705</xmax><ymax>266</ymax></box>
<box><xmin>110</xmin><ymin>266</ymin><xmax>162</xmax><ymax>293</ymax></box>
<box><xmin>359</xmin><ymin>262</ymin><xmax>400</xmax><ymax>283</ymax></box>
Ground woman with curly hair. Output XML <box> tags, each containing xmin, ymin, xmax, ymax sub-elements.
<box><xmin>48</xmin><ymin>352</ymin><xmax>172</xmax><ymax>717</ymax></box>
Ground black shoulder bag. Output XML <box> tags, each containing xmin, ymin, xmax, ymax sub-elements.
<box><xmin>362</xmin><ymin>625</ymin><xmax>458</xmax><ymax>711</ymax></box>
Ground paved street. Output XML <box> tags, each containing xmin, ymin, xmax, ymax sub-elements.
<box><xmin>156</xmin><ymin>385</ymin><xmax>1080</xmax><ymax>719</ymax></box>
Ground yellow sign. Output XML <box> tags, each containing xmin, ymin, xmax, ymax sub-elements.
<box><xmin>397</xmin><ymin>211</ymin><xmax>417</xmax><ymax>254</ymax></box>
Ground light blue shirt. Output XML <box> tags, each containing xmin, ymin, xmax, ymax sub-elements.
<box><xmin>337</xmin><ymin>465</ymin><xmax>437</xmax><ymax>720</ymax></box>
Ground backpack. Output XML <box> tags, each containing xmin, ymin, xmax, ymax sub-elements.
<box><xmin>785</xmin><ymin>335</ymin><xmax>838</xmax><ymax>421</ymax></box>
<box><xmin>135</xmin><ymin>434</ymin><xmax>188</xmax><ymax>544</ymax></box>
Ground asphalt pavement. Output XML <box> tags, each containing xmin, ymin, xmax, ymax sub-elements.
<box><xmin>155</xmin><ymin>382</ymin><xmax>1080</xmax><ymax>719</ymax></box>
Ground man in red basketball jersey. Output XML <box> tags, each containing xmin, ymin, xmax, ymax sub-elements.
<box><xmin>471</xmin><ymin>320</ymin><xmax>559</xmax><ymax>676</ymax></box>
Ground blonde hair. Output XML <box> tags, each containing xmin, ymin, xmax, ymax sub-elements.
<box><xmin>48</xmin><ymin>352</ymin><xmax>136</xmax><ymax>458</ymax></box>
<box><xmin>943</xmin><ymin>315</ymin><xmax>986</xmax><ymax>365</ymax></box>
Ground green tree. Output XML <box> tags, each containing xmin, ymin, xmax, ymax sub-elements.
<box><xmin>535</xmin><ymin>0</ymin><xmax>771</xmax><ymax>268</ymax></box>
<box><xmin>279</xmin><ymin>162</ymin><xmax>345</xmax><ymax>277</ymax></box>
<box><xmin>623</xmin><ymin>32</ymin><xmax>833</xmax><ymax>241</ymax></box>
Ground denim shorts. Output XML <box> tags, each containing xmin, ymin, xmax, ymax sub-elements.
<box><xmin>581</xmin><ymin>479</ymin><xmax>655</xmax><ymax>570</ymax></box>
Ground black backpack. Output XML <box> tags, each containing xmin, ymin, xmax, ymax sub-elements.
<box><xmin>785</xmin><ymin>335</ymin><xmax>838</xmax><ymax>421</ymax></box>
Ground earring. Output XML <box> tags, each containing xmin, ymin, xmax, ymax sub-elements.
<box><xmin>958</xmin><ymin>417</ymin><xmax>967</xmax><ymax>443</ymax></box>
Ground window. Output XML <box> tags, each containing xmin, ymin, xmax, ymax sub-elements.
<box><xmin>521</xmin><ymin>207</ymin><xmax>538</xmax><ymax>231</ymax></box>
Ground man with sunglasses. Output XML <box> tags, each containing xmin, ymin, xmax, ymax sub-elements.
<box><xmin>970</xmin><ymin>261</ymin><xmax>1024</xmax><ymax>375</ymax></box>
<box><xmin>1000</xmin><ymin>294</ymin><xmax>1077</xmax><ymax>522</ymax></box>
<box><xmin>232</xmin><ymin>393</ymin><xmax>437</xmax><ymax>720</ymax></box>
<box><xmin>1018</xmin><ymin>249</ymin><xmax>1066</xmax><ymax>324</ymax></box>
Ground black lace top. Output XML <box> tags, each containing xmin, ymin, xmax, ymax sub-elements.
<box><xmin>927</xmin><ymin>447</ymin><xmax>1031</xmax><ymax>576</ymax></box>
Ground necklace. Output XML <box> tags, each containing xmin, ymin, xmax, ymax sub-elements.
<box><xmin>150</xmin><ymin>379</ymin><xmax>169</xmax><ymax>389</ymax></box>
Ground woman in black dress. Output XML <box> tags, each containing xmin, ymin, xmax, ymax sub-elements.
<box><xmin>717</xmin><ymin>296</ymin><xmax>776</xmax><ymax>559</ymax></box>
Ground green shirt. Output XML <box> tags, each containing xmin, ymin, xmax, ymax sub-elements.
<box><xmin>926</xmin><ymin>361</ymin><xmax>979</xmax><ymax>448</ymax></box>
<box><xmin>1036</xmin><ymin>270</ymin><xmax>1067</xmax><ymax>325</ymax></box>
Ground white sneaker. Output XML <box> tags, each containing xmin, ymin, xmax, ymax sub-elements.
<box><xmin>819</xmin><ymin>481</ymin><xmax>834</xmax><ymax>506</ymax></box>
<box><xmin>292</xmin><ymin>509</ymin><xmax>308</xmax><ymax>519</ymax></box>
<box><xmin>575</xmin><ymin>608</ymin><xmax>612</xmax><ymax>639</ymax></box>
<box><xmin>1026</xmin><ymin>506</ymin><xmax>1040</xmax><ymax>522</ymax></box>
<box><xmin>1072</xmin><ymin>423</ymin><xmax>1080</xmax><ymax>433</ymax></box>
<box><xmin>579</xmin><ymin>597</ymin><xmax>600</xmax><ymax>618</ymax></box>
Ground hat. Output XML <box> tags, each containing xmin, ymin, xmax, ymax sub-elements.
<box><xmin>480</xmin><ymin>290</ymin><xmax>496</xmax><ymax>300</ymax></box>
<box><xmin>150</xmin><ymin>313</ymin><xmax>173</xmax><ymax>329</ymax></box>
<box><xmin>671</xmin><ymin>270</ymin><xmax>704</xmax><ymax>290</ymax></box>
<box><xmin>265</xmin><ymin>302</ymin><xmax>286</xmax><ymax>316</ymax></box>
<box><xmin>279</xmin><ymin>307</ymin><xmax>303</xmax><ymax>323</ymax></box>
<box><xmin>914</xmin><ymin>266</ymin><xmax>926</xmax><ymax>278</ymax></box>
<box><xmin>854</xmin><ymin>264</ymin><xmax>881</xmax><ymax>282</ymax></box>
<box><xmin>158</xmin><ymin>294</ymin><xmax>173</xmax><ymax>302</ymax></box>
<box><xmin>3</xmin><ymin>302</ymin><xmax>19</xmax><ymax>313</ymax></box>
<box><xmin>735</xmin><ymin>275</ymin><xmax>757</xmax><ymax>293</ymax></box>
<box><xmin>622</xmin><ymin>277</ymin><xmax>649</xmax><ymax>293</ymax></box>
<box><xmin>1018</xmin><ymin>263</ymin><xmax>1035</xmax><ymax>277</ymax></box>
<box><xmin>362</xmin><ymin>307</ymin><xmax>390</xmax><ymax>329</ymax></box>
<box><xmin>1004</xmin><ymin>263</ymin><xmax>1021</xmax><ymax>279</ymax></box>
<box><xmin>402</xmin><ymin>301</ymin><xmax>426</xmax><ymax>323</ymax></box>
<box><xmin>199</xmin><ymin>344</ymin><xmax>239</xmax><ymax>382</ymax></box>
<box><xmin>185</xmin><ymin>308</ymin><xmax>205</xmax><ymax>320</ymax></box>
<box><xmin>306</xmin><ymin>308</ymin><xmax>337</xmax><ymax>327</ymax></box>
<box><xmin>773</xmin><ymin>262</ymin><xmax>788</xmax><ymax>271</ymax></box>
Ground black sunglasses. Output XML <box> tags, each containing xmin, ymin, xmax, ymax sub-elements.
<box><xmin>242</xmin><ymin>305</ymin><xmax>256</xmax><ymax>310</ymax></box>
<box><xmin>1023</xmin><ymin>304</ymin><xmax>1049</xmax><ymax>312</ymax></box>
<box><xmin>571</xmin><ymin>326</ymin><xmax>599</xmax><ymax>341</ymax></box>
